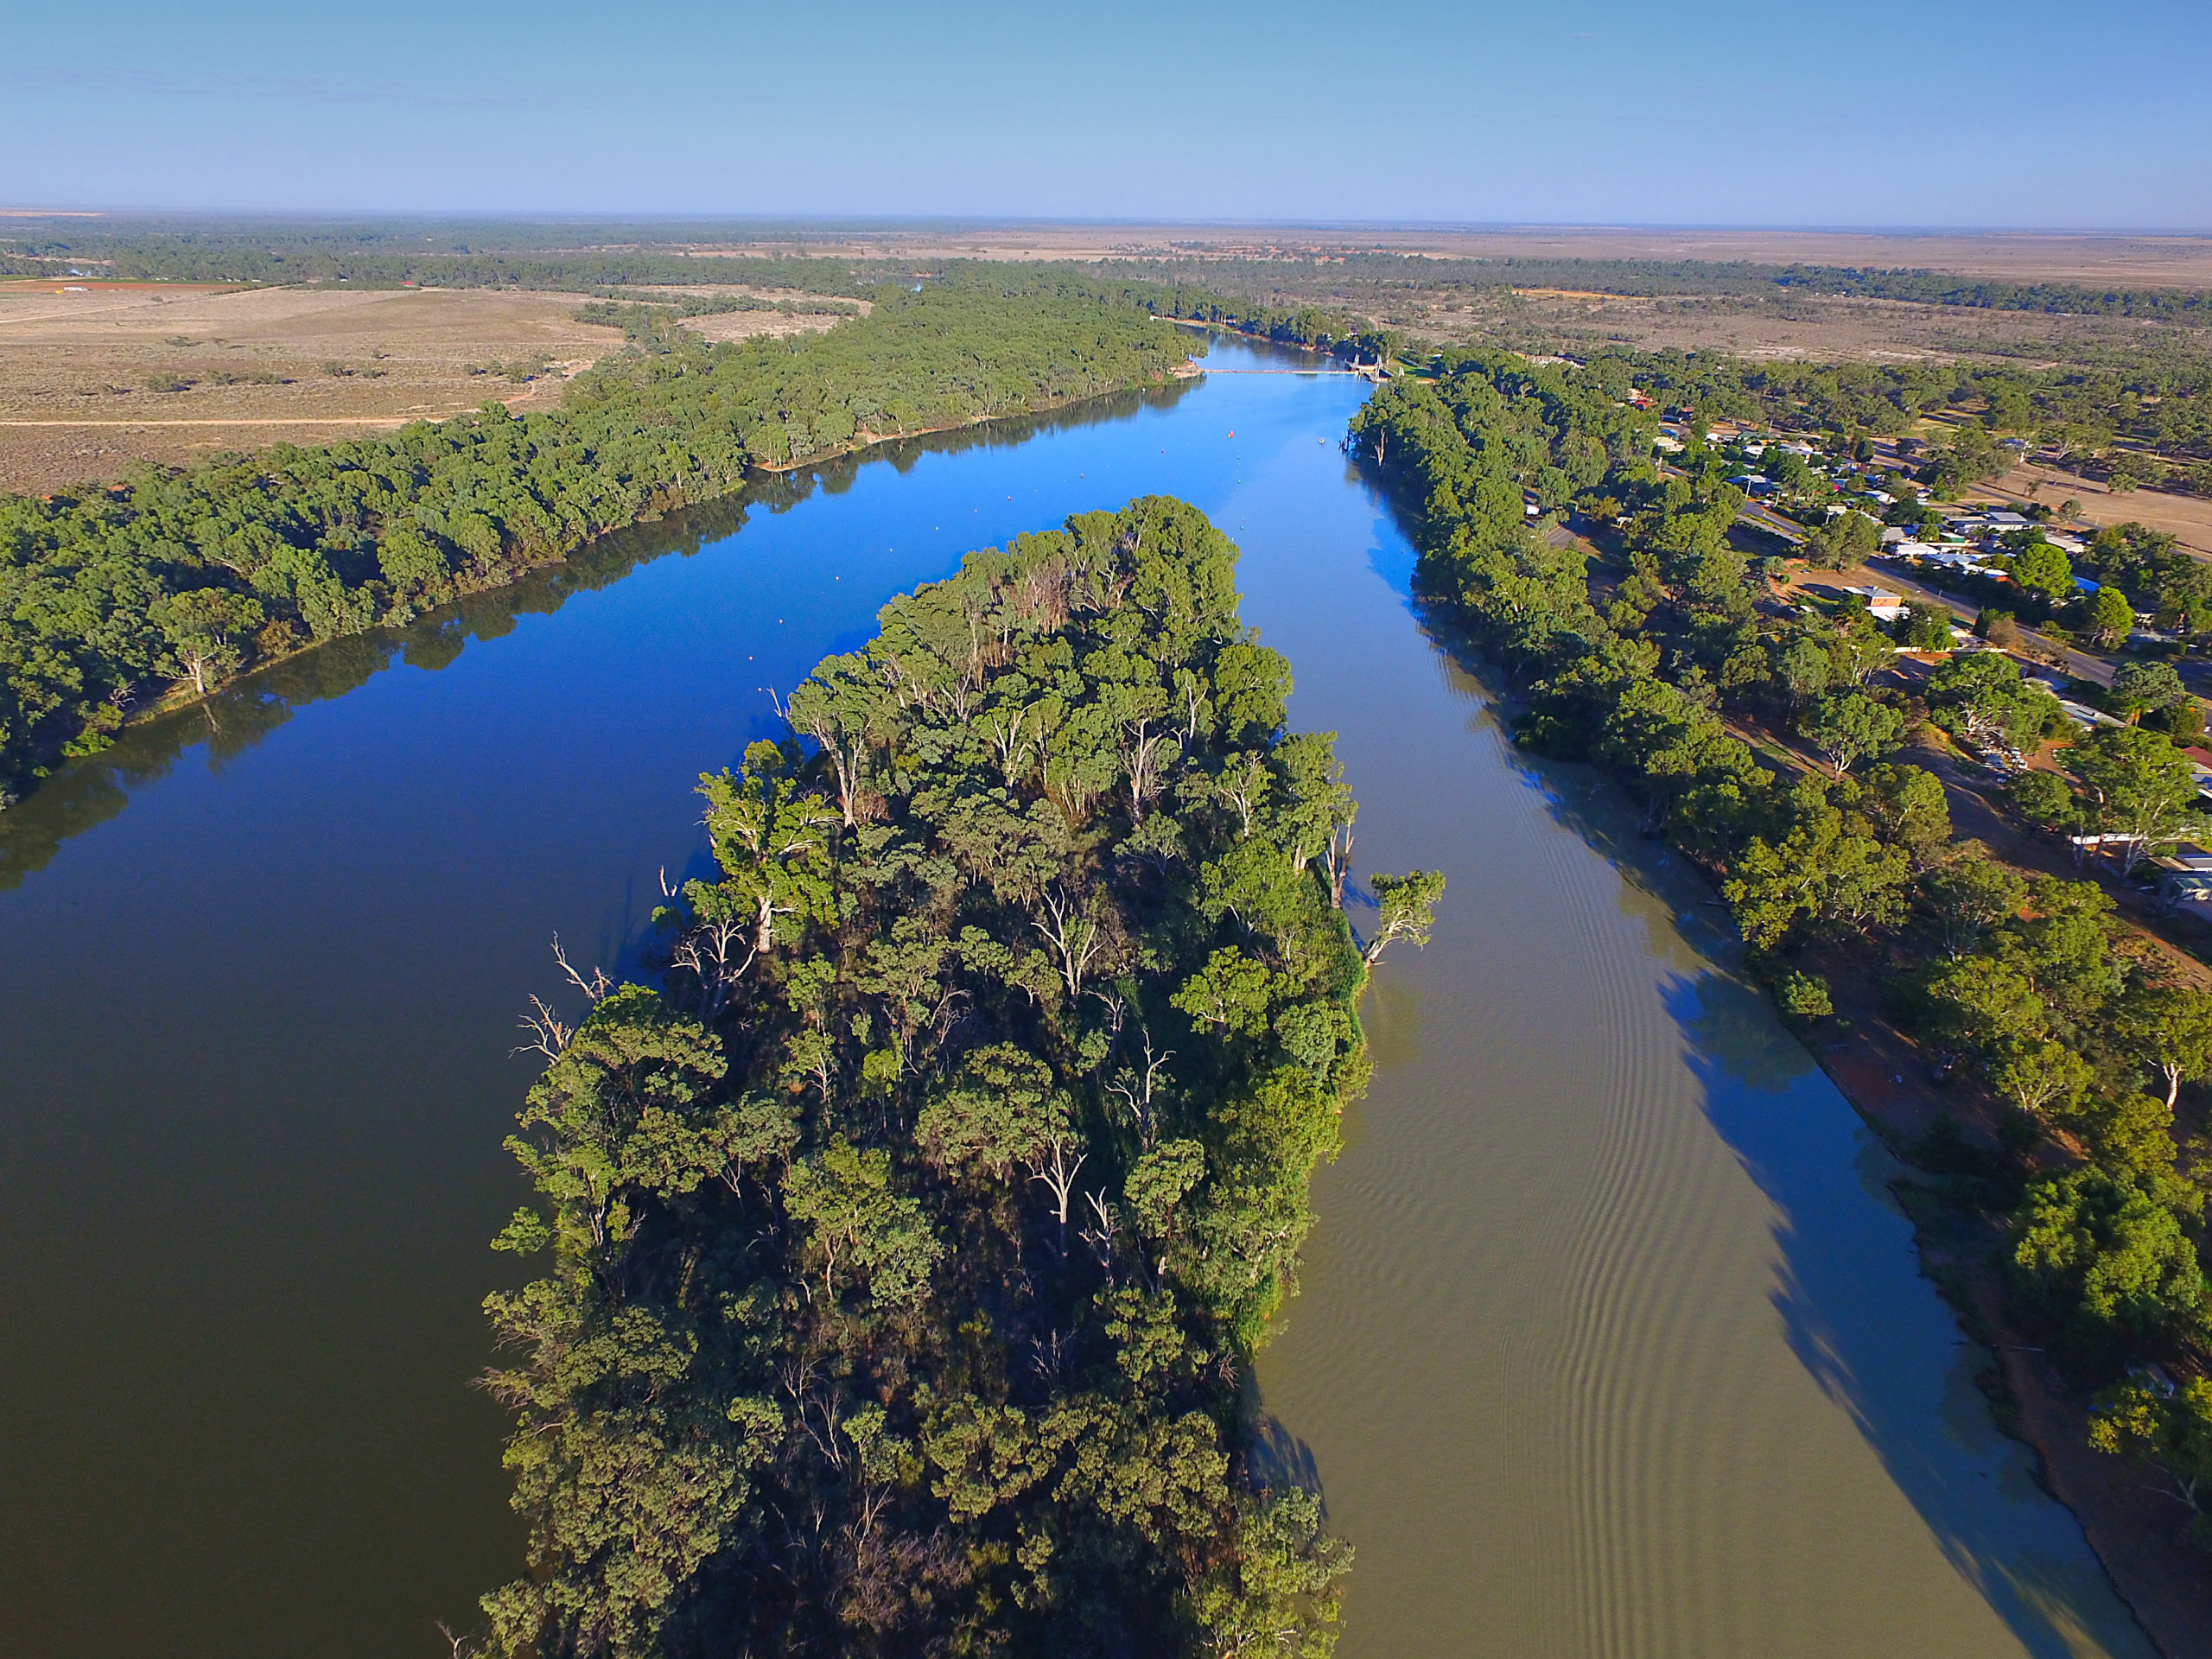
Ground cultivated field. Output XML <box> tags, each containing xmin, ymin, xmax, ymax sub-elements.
<box><xmin>0</xmin><ymin>282</ymin><xmax>850</xmax><ymax>494</ymax></box>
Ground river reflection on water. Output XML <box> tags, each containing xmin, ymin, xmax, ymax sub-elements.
<box><xmin>0</xmin><ymin>339</ymin><xmax>2154</xmax><ymax>1658</ymax></box>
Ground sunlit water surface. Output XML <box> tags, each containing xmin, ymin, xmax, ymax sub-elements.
<box><xmin>0</xmin><ymin>339</ymin><xmax>2152</xmax><ymax>1659</ymax></box>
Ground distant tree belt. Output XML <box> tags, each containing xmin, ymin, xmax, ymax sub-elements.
<box><xmin>483</xmin><ymin>497</ymin><xmax>1436</xmax><ymax>1656</ymax></box>
<box><xmin>109</xmin><ymin>246</ymin><xmax>874</xmax><ymax>293</ymax></box>
<box><xmin>1351</xmin><ymin>356</ymin><xmax>2212</xmax><ymax>1559</ymax></box>
<box><xmin>1085</xmin><ymin>251</ymin><xmax>2212</xmax><ymax>326</ymax></box>
<box><xmin>1780</xmin><ymin>266</ymin><xmax>2212</xmax><ymax>324</ymax></box>
<box><xmin>942</xmin><ymin>264</ymin><xmax>1395</xmax><ymax>365</ymax></box>
<box><xmin>13</xmin><ymin>217</ymin><xmax>2212</xmax><ymax>321</ymax></box>
<box><xmin>0</xmin><ymin>287</ymin><xmax>1193</xmax><ymax>802</ymax></box>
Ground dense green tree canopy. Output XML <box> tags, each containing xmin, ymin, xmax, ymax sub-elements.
<box><xmin>484</xmin><ymin>499</ymin><xmax>1430</xmax><ymax>1658</ymax></box>
<box><xmin>0</xmin><ymin>283</ymin><xmax>1198</xmax><ymax>801</ymax></box>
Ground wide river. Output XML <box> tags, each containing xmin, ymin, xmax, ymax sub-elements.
<box><xmin>0</xmin><ymin>338</ymin><xmax>2158</xmax><ymax>1659</ymax></box>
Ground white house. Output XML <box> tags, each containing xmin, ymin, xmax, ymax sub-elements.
<box><xmin>1844</xmin><ymin>585</ymin><xmax>1908</xmax><ymax>621</ymax></box>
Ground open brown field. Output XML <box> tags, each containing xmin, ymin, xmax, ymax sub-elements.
<box><xmin>0</xmin><ymin>283</ymin><xmax>854</xmax><ymax>494</ymax></box>
<box><xmin>1413</xmin><ymin>286</ymin><xmax>2202</xmax><ymax>365</ymax></box>
<box><xmin>1967</xmin><ymin>462</ymin><xmax>2212</xmax><ymax>559</ymax></box>
<box><xmin>669</xmin><ymin>223</ymin><xmax>2212</xmax><ymax>288</ymax></box>
<box><xmin>665</xmin><ymin>222</ymin><xmax>2212</xmax><ymax>367</ymax></box>
<box><xmin>620</xmin><ymin>286</ymin><xmax>874</xmax><ymax>344</ymax></box>
<box><xmin>0</xmin><ymin>283</ymin><xmax>620</xmax><ymax>492</ymax></box>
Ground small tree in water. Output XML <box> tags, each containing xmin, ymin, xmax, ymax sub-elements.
<box><xmin>1363</xmin><ymin>870</ymin><xmax>1446</xmax><ymax>964</ymax></box>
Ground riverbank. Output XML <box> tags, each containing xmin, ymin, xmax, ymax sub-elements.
<box><xmin>1800</xmin><ymin>906</ymin><xmax>2212</xmax><ymax>1659</ymax></box>
<box><xmin>1347</xmin><ymin>349</ymin><xmax>2208</xmax><ymax>1657</ymax></box>
<box><xmin>1458</xmin><ymin>624</ymin><xmax>2207</xmax><ymax>1655</ymax></box>
<box><xmin>1681</xmin><ymin>668</ymin><xmax>2212</xmax><ymax>1653</ymax></box>
<box><xmin>745</xmin><ymin>362</ymin><xmax>1198</xmax><ymax>472</ymax></box>
<box><xmin>1421</xmin><ymin>609</ymin><xmax>2199</xmax><ymax>1655</ymax></box>
<box><xmin>22</xmin><ymin>354</ymin><xmax>1204</xmax><ymax>803</ymax></box>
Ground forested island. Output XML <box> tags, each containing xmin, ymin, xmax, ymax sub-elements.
<box><xmin>1351</xmin><ymin>357</ymin><xmax>2212</xmax><ymax>1585</ymax></box>
<box><xmin>481</xmin><ymin>497</ymin><xmax>1438</xmax><ymax>1657</ymax></box>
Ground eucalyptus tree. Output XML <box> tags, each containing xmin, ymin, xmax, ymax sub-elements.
<box><xmin>486</xmin><ymin>499</ymin><xmax>1408</xmax><ymax>1657</ymax></box>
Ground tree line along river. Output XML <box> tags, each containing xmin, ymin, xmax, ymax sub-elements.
<box><xmin>0</xmin><ymin>336</ymin><xmax>2157</xmax><ymax>1658</ymax></box>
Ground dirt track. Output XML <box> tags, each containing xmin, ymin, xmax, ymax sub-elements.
<box><xmin>0</xmin><ymin>283</ymin><xmax>632</xmax><ymax>491</ymax></box>
<box><xmin>0</xmin><ymin>281</ymin><xmax>863</xmax><ymax>493</ymax></box>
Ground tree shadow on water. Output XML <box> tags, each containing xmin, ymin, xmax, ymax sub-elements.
<box><xmin>1237</xmin><ymin>1368</ymin><xmax>1332</xmax><ymax>1524</ymax></box>
<box><xmin>1243</xmin><ymin>1409</ymin><xmax>1328</xmax><ymax>1507</ymax></box>
<box><xmin>1352</xmin><ymin>493</ymin><xmax>2153</xmax><ymax>1653</ymax></box>
<box><xmin>1664</xmin><ymin>967</ymin><xmax>2157</xmax><ymax>1659</ymax></box>
<box><xmin>0</xmin><ymin>493</ymin><xmax>760</xmax><ymax>896</ymax></box>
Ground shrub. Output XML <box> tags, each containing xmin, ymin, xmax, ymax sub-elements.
<box><xmin>2005</xmin><ymin>768</ymin><xmax>2079</xmax><ymax>830</ymax></box>
<box><xmin>1778</xmin><ymin>971</ymin><xmax>1834</xmax><ymax>1023</ymax></box>
<box><xmin>1978</xmin><ymin>609</ymin><xmax>2024</xmax><ymax>651</ymax></box>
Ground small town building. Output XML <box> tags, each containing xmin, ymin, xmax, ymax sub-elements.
<box><xmin>2153</xmin><ymin>852</ymin><xmax>2212</xmax><ymax>911</ymax></box>
<box><xmin>1842</xmin><ymin>585</ymin><xmax>1908</xmax><ymax>621</ymax></box>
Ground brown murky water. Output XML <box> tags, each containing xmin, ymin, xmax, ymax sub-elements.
<box><xmin>1234</xmin><ymin>421</ymin><xmax>2155</xmax><ymax>1659</ymax></box>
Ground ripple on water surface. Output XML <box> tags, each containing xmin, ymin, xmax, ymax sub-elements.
<box><xmin>1231</xmin><ymin>425</ymin><xmax>2154</xmax><ymax>1659</ymax></box>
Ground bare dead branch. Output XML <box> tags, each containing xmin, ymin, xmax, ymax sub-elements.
<box><xmin>550</xmin><ymin>934</ymin><xmax>613</xmax><ymax>1003</ymax></box>
<box><xmin>512</xmin><ymin>994</ymin><xmax>573</xmax><ymax>1061</ymax></box>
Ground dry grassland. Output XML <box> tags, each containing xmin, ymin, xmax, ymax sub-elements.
<box><xmin>1383</xmin><ymin>226</ymin><xmax>2212</xmax><ymax>288</ymax></box>
<box><xmin>1967</xmin><ymin>463</ymin><xmax>2212</xmax><ymax>560</ymax></box>
<box><xmin>0</xmin><ymin>281</ymin><xmax>864</xmax><ymax>493</ymax></box>
<box><xmin>0</xmin><ymin>283</ymin><xmax>623</xmax><ymax>491</ymax></box>
<box><xmin>626</xmin><ymin>287</ymin><xmax>874</xmax><ymax>345</ymax></box>
<box><xmin>1423</xmin><ymin>287</ymin><xmax>2197</xmax><ymax>366</ymax></box>
<box><xmin>668</xmin><ymin>225</ymin><xmax>2212</xmax><ymax>289</ymax></box>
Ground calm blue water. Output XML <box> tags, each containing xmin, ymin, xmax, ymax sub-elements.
<box><xmin>0</xmin><ymin>340</ymin><xmax>2153</xmax><ymax>1659</ymax></box>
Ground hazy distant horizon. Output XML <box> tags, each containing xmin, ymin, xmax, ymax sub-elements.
<box><xmin>5</xmin><ymin>211</ymin><xmax>2212</xmax><ymax>237</ymax></box>
<box><xmin>7</xmin><ymin>0</ymin><xmax>2209</xmax><ymax>228</ymax></box>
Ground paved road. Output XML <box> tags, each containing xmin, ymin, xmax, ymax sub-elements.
<box><xmin>1855</xmin><ymin>556</ymin><xmax>2117</xmax><ymax>689</ymax></box>
<box><xmin>1738</xmin><ymin>498</ymin><xmax>1808</xmax><ymax>543</ymax></box>
<box><xmin>1723</xmin><ymin>493</ymin><xmax>2120</xmax><ymax>690</ymax></box>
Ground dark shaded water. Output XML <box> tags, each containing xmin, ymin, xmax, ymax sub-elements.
<box><xmin>0</xmin><ymin>340</ymin><xmax>2152</xmax><ymax>1657</ymax></box>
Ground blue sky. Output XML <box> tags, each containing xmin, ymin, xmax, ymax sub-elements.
<box><xmin>6</xmin><ymin>0</ymin><xmax>2209</xmax><ymax>226</ymax></box>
